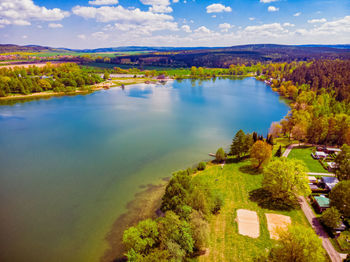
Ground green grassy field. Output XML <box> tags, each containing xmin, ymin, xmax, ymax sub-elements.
<box><xmin>192</xmin><ymin>160</ymin><xmax>310</xmax><ymax>262</ymax></box>
<box><xmin>287</xmin><ymin>146</ymin><xmax>328</xmax><ymax>173</ymax></box>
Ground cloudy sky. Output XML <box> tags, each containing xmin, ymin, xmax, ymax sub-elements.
<box><xmin>0</xmin><ymin>0</ymin><xmax>349</xmax><ymax>49</ymax></box>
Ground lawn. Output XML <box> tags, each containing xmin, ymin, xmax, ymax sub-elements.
<box><xmin>287</xmin><ymin>146</ymin><xmax>328</xmax><ymax>173</ymax></box>
<box><xmin>192</xmin><ymin>160</ymin><xmax>310</xmax><ymax>262</ymax></box>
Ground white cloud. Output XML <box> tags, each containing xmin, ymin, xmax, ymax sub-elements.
<box><xmin>181</xmin><ymin>25</ymin><xmax>191</xmax><ymax>33</ymax></box>
<box><xmin>77</xmin><ymin>34</ymin><xmax>86</xmax><ymax>39</ymax></box>
<box><xmin>140</xmin><ymin>0</ymin><xmax>172</xmax><ymax>13</ymax></box>
<box><xmin>91</xmin><ymin>31</ymin><xmax>109</xmax><ymax>40</ymax></box>
<box><xmin>307</xmin><ymin>18</ymin><xmax>327</xmax><ymax>24</ymax></box>
<box><xmin>294</xmin><ymin>12</ymin><xmax>301</xmax><ymax>17</ymax></box>
<box><xmin>22</xmin><ymin>35</ymin><xmax>28</xmax><ymax>39</ymax></box>
<box><xmin>242</xmin><ymin>23</ymin><xmax>288</xmax><ymax>38</ymax></box>
<box><xmin>0</xmin><ymin>0</ymin><xmax>69</xmax><ymax>27</ymax></box>
<box><xmin>194</xmin><ymin>26</ymin><xmax>211</xmax><ymax>34</ymax></box>
<box><xmin>249</xmin><ymin>17</ymin><xmax>255</xmax><ymax>21</ymax></box>
<box><xmin>72</xmin><ymin>5</ymin><xmax>175</xmax><ymax>24</ymax></box>
<box><xmin>219</xmin><ymin>23</ymin><xmax>232</xmax><ymax>32</ymax></box>
<box><xmin>88</xmin><ymin>0</ymin><xmax>119</xmax><ymax>5</ymax></box>
<box><xmin>206</xmin><ymin>4</ymin><xmax>232</xmax><ymax>13</ymax></box>
<box><xmin>48</xmin><ymin>23</ymin><xmax>63</xmax><ymax>28</ymax></box>
<box><xmin>260</xmin><ymin>0</ymin><xmax>279</xmax><ymax>3</ymax></box>
<box><xmin>13</xmin><ymin>20</ymin><xmax>31</xmax><ymax>26</ymax></box>
<box><xmin>268</xmin><ymin>6</ymin><xmax>279</xmax><ymax>12</ymax></box>
<box><xmin>173</xmin><ymin>0</ymin><xmax>179</xmax><ymax>2</ymax></box>
<box><xmin>283</xmin><ymin>22</ymin><xmax>295</xmax><ymax>27</ymax></box>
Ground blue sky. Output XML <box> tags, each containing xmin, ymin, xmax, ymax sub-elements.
<box><xmin>0</xmin><ymin>0</ymin><xmax>349</xmax><ymax>48</ymax></box>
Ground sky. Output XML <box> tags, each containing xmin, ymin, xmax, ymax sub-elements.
<box><xmin>0</xmin><ymin>0</ymin><xmax>349</xmax><ymax>49</ymax></box>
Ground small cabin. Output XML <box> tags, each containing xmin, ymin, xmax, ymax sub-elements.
<box><xmin>314</xmin><ymin>195</ymin><xmax>330</xmax><ymax>213</ymax></box>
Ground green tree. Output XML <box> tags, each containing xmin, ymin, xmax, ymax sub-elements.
<box><xmin>230</xmin><ymin>129</ymin><xmax>246</xmax><ymax>158</ymax></box>
<box><xmin>103</xmin><ymin>71</ymin><xmax>110</xmax><ymax>80</ymax></box>
<box><xmin>320</xmin><ymin>207</ymin><xmax>342</xmax><ymax>230</ymax></box>
<box><xmin>123</xmin><ymin>219</ymin><xmax>159</xmax><ymax>256</ymax></box>
<box><xmin>335</xmin><ymin>144</ymin><xmax>350</xmax><ymax>180</ymax></box>
<box><xmin>189</xmin><ymin>210</ymin><xmax>209</xmax><ymax>251</ymax></box>
<box><xmin>215</xmin><ymin>147</ymin><xmax>226</xmax><ymax>163</ymax></box>
<box><xmin>161</xmin><ymin>170</ymin><xmax>193</xmax><ymax>213</ymax></box>
<box><xmin>275</xmin><ymin>145</ymin><xmax>282</xmax><ymax>157</ymax></box>
<box><xmin>38</xmin><ymin>79</ymin><xmax>51</xmax><ymax>91</ymax></box>
<box><xmin>197</xmin><ymin>161</ymin><xmax>206</xmax><ymax>171</ymax></box>
<box><xmin>269</xmin><ymin>225</ymin><xmax>326</xmax><ymax>262</ymax></box>
<box><xmin>250</xmin><ymin>141</ymin><xmax>272</xmax><ymax>169</ymax></box>
<box><xmin>263</xmin><ymin>158</ymin><xmax>310</xmax><ymax>201</ymax></box>
<box><xmin>330</xmin><ymin>180</ymin><xmax>350</xmax><ymax>217</ymax></box>
<box><xmin>158</xmin><ymin>211</ymin><xmax>194</xmax><ymax>256</ymax></box>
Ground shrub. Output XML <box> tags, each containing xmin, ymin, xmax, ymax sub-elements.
<box><xmin>197</xmin><ymin>162</ymin><xmax>206</xmax><ymax>171</ymax></box>
<box><xmin>320</xmin><ymin>207</ymin><xmax>342</xmax><ymax>230</ymax></box>
<box><xmin>215</xmin><ymin>147</ymin><xmax>226</xmax><ymax>163</ymax></box>
<box><xmin>210</xmin><ymin>192</ymin><xmax>224</xmax><ymax>214</ymax></box>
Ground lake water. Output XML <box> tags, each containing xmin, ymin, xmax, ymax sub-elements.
<box><xmin>0</xmin><ymin>77</ymin><xmax>289</xmax><ymax>262</ymax></box>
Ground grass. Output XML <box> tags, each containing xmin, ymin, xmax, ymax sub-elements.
<box><xmin>287</xmin><ymin>146</ymin><xmax>328</xmax><ymax>173</ymax></box>
<box><xmin>335</xmin><ymin>231</ymin><xmax>350</xmax><ymax>252</ymax></box>
<box><xmin>273</xmin><ymin>137</ymin><xmax>298</xmax><ymax>156</ymax></box>
<box><xmin>192</xmin><ymin>159</ymin><xmax>310</xmax><ymax>262</ymax></box>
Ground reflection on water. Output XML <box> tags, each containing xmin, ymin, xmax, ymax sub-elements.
<box><xmin>0</xmin><ymin>77</ymin><xmax>289</xmax><ymax>262</ymax></box>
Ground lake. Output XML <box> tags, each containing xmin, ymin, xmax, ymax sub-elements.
<box><xmin>0</xmin><ymin>77</ymin><xmax>289</xmax><ymax>262</ymax></box>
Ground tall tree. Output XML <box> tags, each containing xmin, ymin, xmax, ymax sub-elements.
<box><xmin>263</xmin><ymin>158</ymin><xmax>310</xmax><ymax>201</ymax></box>
<box><xmin>269</xmin><ymin>225</ymin><xmax>326</xmax><ymax>262</ymax></box>
<box><xmin>330</xmin><ymin>180</ymin><xmax>350</xmax><ymax>217</ymax></box>
<box><xmin>335</xmin><ymin>144</ymin><xmax>350</xmax><ymax>181</ymax></box>
<box><xmin>250</xmin><ymin>141</ymin><xmax>272</xmax><ymax>169</ymax></box>
<box><xmin>215</xmin><ymin>148</ymin><xmax>226</xmax><ymax>163</ymax></box>
<box><xmin>230</xmin><ymin>130</ymin><xmax>246</xmax><ymax>158</ymax></box>
<box><xmin>320</xmin><ymin>207</ymin><xmax>342</xmax><ymax>230</ymax></box>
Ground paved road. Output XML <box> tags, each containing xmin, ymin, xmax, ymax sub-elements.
<box><xmin>299</xmin><ymin>196</ymin><xmax>342</xmax><ymax>262</ymax></box>
<box><xmin>308</xmin><ymin>172</ymin><xmax>336</xmax><ymax>177</ymax></box>
<box><xmin>284</xmin><ymin>143</ymin><xmax>343</xmax><ymax>262</ymax></box>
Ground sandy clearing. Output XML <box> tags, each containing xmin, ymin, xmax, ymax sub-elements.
<box><xmin>265</xmin><ymin>213</ymin><xmax>291</xmax><ymax>240</ymax></box>
<box><xmin>236</xmin><ymin>209</ymin><xmax>260</xmax><ymax>238</ymax></box>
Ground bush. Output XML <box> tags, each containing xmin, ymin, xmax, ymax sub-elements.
<box><xmin>197</xmin><ymin>162</ymin><xmax>206</xmax><ymax>171</ymax></box>
<box><xmin>210</xmin><ymin>192</ymin><xmax>224</xmax><ymax>214</ymax></box>
<box><xmin>319</xmin><ymin>207</ymin><xmax>342</xmax><ymax>230</ymax></box>
<box><xmin>215</xmin><ymin>147</ymin><xmax>226</xmax><ymax>163</ymax></box>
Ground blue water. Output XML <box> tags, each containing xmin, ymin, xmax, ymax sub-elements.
<box><xmin>0</xmin><ymin>77</ymin><xmax>289</xmax><ymax>262</ymax></box>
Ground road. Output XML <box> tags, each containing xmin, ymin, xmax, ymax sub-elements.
<box><xmin>283</xmin><ymin>143</ymin><xmax>344</xmax><ymax>262</ymax></box>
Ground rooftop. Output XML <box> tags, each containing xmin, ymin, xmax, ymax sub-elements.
<box><xmin>314</xmin><ymin>196</ymin><xmax>330</xmax><ymax>208</ymax></box>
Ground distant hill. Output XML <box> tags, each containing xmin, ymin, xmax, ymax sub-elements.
<box><xmin>0</xmin><ymin>44</ymin><xmax>53</xmax><ymax>53</ymax></box>
<box><xmin>1</xmin><ymin>43</ymin><xmax>349</xmax><ymax>67</ymax></box>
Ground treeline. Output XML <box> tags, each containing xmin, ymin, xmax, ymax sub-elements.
<box><xmin>0</xmin><ymin>63</ymin><xmax>103</xmax><ymax>97</ymax></box>
<box><xmin>122</xmin><ymin>168</ymin><xmax>224</xmax><ymax>261</ymax></box>
<box><xmin>259</xmin><ymin>59</ymin><xmax>350</xmax><ymax>146</ymax></box>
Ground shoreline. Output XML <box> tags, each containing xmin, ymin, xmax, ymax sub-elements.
<box><xmin>0</xmin><ymin>74</ymin><xmax>254</xmax><ymax>104</ymax></box>
<box><xmin>100</xmin><ymin>181</ymin><xmax>167</xmax><ymax>262</ymax></box>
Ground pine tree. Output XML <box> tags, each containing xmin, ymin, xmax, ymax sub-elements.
<box><xmin>275</xmin><ymin>145</ymin><xmax>282</xmax><ymax>157</ymax></box>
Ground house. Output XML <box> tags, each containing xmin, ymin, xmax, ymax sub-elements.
<box><xmin>321</xmin><ymin>176</ymin><xmax>339</xmax><ymax>191</ymax></box>
<box><xmin>314</xmin><ymin>195</ymin><xmax>330</xmax><ymax>213</ymax></box>
<box><xmin>325</xmin><ymin>147</ymin><xmax>342</xmax><ymax>154</ymax></box>
<box><xmin>308</xmin><ymin>176</ymin><xmax>317</xmax><ymax>184</ymax></box>
<box><xmin>327</xmin><ymin>162</ymin><xmax>339</xmax><ymax>172</ymax></box>
<box><xmin>316</xmin><ymin>151</ymin><xmax>328</xmax><ymax>158</ymax></box>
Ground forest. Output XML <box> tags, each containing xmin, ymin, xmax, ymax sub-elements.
<box><xmin>0</xmin><ymin>63</ymin><xmax>103</xmax><ymax>96</ymax></box>
<box><xmin>259</xmin><ymin>59</ymin><xmax>350</xmax><ymax>146</ymax></box>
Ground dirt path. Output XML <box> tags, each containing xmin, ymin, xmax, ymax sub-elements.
<box><xmin>284</xmin><ymin>143</ymin><xmax>343</xmax><ymax>262</ymax></box>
